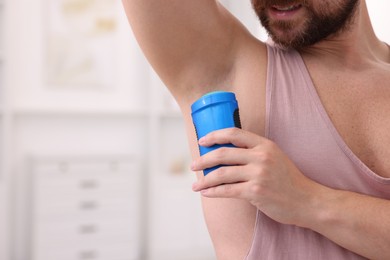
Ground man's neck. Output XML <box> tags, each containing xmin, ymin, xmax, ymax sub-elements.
<box><xmin>301</xmin><ymin>0</ymin><xmax>389</xmax><ymax>70</ymax></box>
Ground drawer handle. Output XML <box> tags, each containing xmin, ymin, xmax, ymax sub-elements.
<box><xmin>79</xmin><ymin>201</ymin><xmax>98</xmax><ymax>210</ymax></box>
<box><xmin>80</xmin><ymin>180</ymin><xmax>98</xmax><ymax>189</ymax></box>
<box><xmin>58</xmin><ymin>162</ymin><xmax>69</xmax><ymax>173</ymax></box>
<box><xmin>79</xmin><ymin>224</ymin><xmax>98</xmax><ymax>234</ymax></box>
<box><xmin>79</xmin><ymin>250</ymin><xmax>98</xmax><ymax>259</ymax></box>
<box><xmin>110</xmin><ymin>161</ymin><xmax>119</xmax><ymax>172</ymax></box>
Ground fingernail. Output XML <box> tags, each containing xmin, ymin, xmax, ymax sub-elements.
<box><xmin>199</xmin><ymin>137</ymin><xmax>206</xmax><ymax>145</ymax></box>
<box><xmin>192</xmin><ymin>182</ymin><xmax>198</xmax><ymax>191</ymax></box>
<box><xmin>200</xmin><ymin>189</ymin><xmax>208</xmax><ymax>195</ymax></box>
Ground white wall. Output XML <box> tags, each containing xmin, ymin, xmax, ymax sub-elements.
<box><xmin>366</xmin><ymin>0</ymin><xmax>390</xmax><ymax>42</ymax></box>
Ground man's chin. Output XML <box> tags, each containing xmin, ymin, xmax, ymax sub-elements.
<box><xmin>267</xmin><ymin>32</ymin><xmax>301</xmax><ymax>49</ymax></box>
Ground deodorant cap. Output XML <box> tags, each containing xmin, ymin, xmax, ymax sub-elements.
<box><xmin>191</xmin><ymin>91</ymin><xmax>236</xmax><ymax>114</ymax></box>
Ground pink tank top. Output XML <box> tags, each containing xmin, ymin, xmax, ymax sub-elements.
<box><xmin>245</xmin><ymin>44</ymin><xmax>390</xmax><ymax>259</ymax></box>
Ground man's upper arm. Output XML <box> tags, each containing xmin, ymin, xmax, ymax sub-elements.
<box><xmin>202</xmin><ymin>196</ymin><xmax>257</xmax><ymax>259</ymax></box>
<box><xmin>122</xmin><ymin>0</ymin><xmax>244</xmax><ymax>95</ymax></box>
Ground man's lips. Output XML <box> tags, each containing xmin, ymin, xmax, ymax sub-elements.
<box><xmin>271</xmin><ymin>4</ymin><xmax>302</xmax><ymax>12</ymax></box>
<box><xmin>269</xmin><ymin>4</ymin><xmax>303</xmax><ymax>19</ymax></box>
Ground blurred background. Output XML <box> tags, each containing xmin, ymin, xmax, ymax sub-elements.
<box><xmin>0</xmin><ymin>0</ymin><xmax>388</xmax><ymax>260</ymax></box>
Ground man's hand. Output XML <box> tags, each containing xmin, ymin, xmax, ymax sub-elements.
<box><xmin>191</xmin><ymin>128</ymin><xmax>323</xmax><ymax>228</ymax></box>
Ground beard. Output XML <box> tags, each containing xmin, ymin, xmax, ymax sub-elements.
<box><xmin>251</xmin><ymin>0</ymin><xmax>360</xmax><ymax>49</ymax></box>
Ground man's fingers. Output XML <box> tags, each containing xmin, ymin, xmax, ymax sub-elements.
<box><xmin>199</xmin><ymin>181</ymin><xmax>248</xmax><ymax>199</ymax></box>
<box><xmin>199</xmin><ymin>128</ymin><xmax>266</xmax><ymax>149</ymax></box>
<box><xmin>191</xmin><ymin>147</ymin><xmax>248</xmax><ymax>171</ymax></box>
<box><xmin>192</xmin><ymin>165</ymin><xmax>247</xmax><ymax>192</ymax></box>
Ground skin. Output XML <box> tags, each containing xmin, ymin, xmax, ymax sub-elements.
<box><xmin>122</xmin><ymin>0</ymin><xmax>390</xmax><ymax>259</ymax></box>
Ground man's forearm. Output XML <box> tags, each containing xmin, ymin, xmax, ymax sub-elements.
<box><xmin>306</xmin><ymin>187</ymin><xmax>390</xmax><ymax>260</ymax></box>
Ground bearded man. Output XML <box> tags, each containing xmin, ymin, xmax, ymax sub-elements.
<box><xmin>122</xmin><ymin>0</ymin><xmax>390</xmax><ymax>259</ymax></box>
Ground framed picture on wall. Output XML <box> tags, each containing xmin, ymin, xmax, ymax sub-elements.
<box><xmin>11</xmin><ymin>0</ymin><xmax>148</xmax><ymax>112</ymax></box>
<box><xmin>46</xmin><ymin>0</ymin><xmax>117</xmax><ymax>89</ymax></box>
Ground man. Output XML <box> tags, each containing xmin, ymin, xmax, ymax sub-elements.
<box><xmin>122</xmin><ymin>0</ymin><xmax>390</xmax><ymax>259</ymax></box>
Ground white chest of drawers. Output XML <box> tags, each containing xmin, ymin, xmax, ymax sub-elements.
<box><xmin>29</xmin><ymin>156</ymin><xmax>142</xmax><ymax>260</ymax></box>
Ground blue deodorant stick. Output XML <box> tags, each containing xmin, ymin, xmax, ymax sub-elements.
<box><xmin>191</xmin><ymin>91</ymin><xmax>242</xmax><ymax>175</ymax></box>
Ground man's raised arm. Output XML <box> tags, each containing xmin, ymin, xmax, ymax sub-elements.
<box><xmin>121</xmin><ymin>0</ymin><xmax>250</xmax><ymax>97</ymax></box>
<box><xmin>122</xmin><ymin>1</ymin><xmax>265</xmax><ymax>259</ymax></box>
